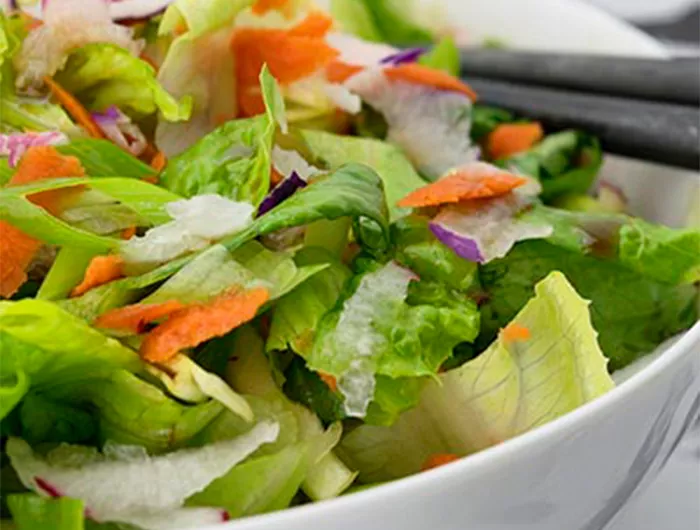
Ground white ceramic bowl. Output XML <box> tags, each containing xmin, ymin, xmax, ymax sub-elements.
<box><xmin>206</xmin><ymin>1</ymin><xmax>700</xmax><ymax>529</ymax></box>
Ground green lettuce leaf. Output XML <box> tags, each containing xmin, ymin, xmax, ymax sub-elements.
<box><xmin>418</xmin><ymin>36</ymin><xmax>460</xmax><ymax>76</ymax></box>
<box><xmin>0</xmin><ymin>176</ymin><xmax>181</xmax><ymax>250</ymax></box>
<box><xmin>18</xmin><ymin>392</ymin><xmax>97</xmax><ymax>446</ymax></box>
<box><xmin>338</xmin><ymin>272</ymin><xmax>615</xmax><ymax>482</ymax></box>
<box><xmin>7</xmin><ymin>494</ymin><xmax>85</xmax><ymax>530</ymax></box>
<box><xmin>502</xmin><ymin>130</ymin><xmax>602</xmax><ymax>201</ymax></box>
<box><xmin>221</xmin><ymin>162</ymin><xmax>391</xmax><ymax>254</ymax></box>
<box><xmin>480</xmin><ymin>240</ymin><xmax>699</xmax><ymax>370</ymax></box>
<box><xmin>283</xmin><ymin>356</ymin><xmax>345</xmax><ymax>425</ymax></box>
<box><xmin>159</xmin><ymin>66</ymin><xmax>283</xmax><ymax>205</ymax></box>
<box><xmin>619</xmin><ymin>219</ymin><xmax>700</xmax><ymax>285</ymax></box>
<box><xmin>57</xmin><ymin>140</ymin><xmax>156</xmax><ymax>179</ymax></box>
<box><xmin>37</xmin><ymin>248</ymin><xmax>98</xmax><ymax>302</ymax></box>
<box><xmin>156</xmin><ymin>0</ymin><xmax>253</xmax><ymax>155</ymax></box>
<box><xmin>267</xmin><ymin>247</ymin><xmax>352</xmax><ymax>356</ymax></box>
<box><xmin>392</xmin><ymin>215</ymin><xmax>479</xmax><ymax>292</ymax></box>
<box><xmin>306</xmin><ymin>260</ymin><xmax>480</xmax><ymax>425</ymax></box>
<box><xmin>301</xmin><ymin>130</ymin><xmax>425</xmax><ymax>221</ymax></box>
<box><xmin>0</xmin><ymin>299</ymin><xmax>142</xmax><ymax>420</ymax></box>
<box><xmin>54</xmin><ymin>43</ymin><xmax>192</xmax><ymax>121</ymax></box>
<box><xmin>331</xmin><ymin>0</ymin><xmax>434</xmax><ymax>45</ymax></box>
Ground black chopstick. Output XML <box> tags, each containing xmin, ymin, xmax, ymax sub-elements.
<box><xmin>466</xmin><ymin>77</ymin><xmax>700</xmax><ymax>170</ymax></box>
<box><xmin>459</xmin><ymin>50</ymin><xmax>700</xmax><ymax>106</ymax></box>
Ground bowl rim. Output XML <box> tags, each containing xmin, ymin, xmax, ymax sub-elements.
<box><xmin>208</xmin><ymin>1</ymin><xmax>697</xmax><ymax>528</ymax></box>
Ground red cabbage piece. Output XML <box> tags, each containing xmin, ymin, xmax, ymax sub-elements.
<box><xmin>0</xmin><ymin>131</ymin><xmax>68</xmax><ymax>167</ymax></box>
<box><xmin>380</xmin><ymin>47</ymin><xmax>426</xmax><ymax>66</ymax></box>
<box><xmin>258</xmin><ymin>171</ymin><xmax>307</xmax><ymax>216</ymax></box>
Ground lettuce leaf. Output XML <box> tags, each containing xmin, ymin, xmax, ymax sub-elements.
<box><xmin>502</xmin><ymin>130</ymin><xmax>602</xmax><ymax>201</ymax></box>
<box><xmin>222</xmin><ymin>162</ymin><xmax>391</xmax><ymax>254</ymax></box>
<box><xmin>301</xmin><ymin>130</ymin><xmax>426</xmax><ymax>221</ymax></box>
<box><xmin>267</xmin><ymin>247</ymin><xmax>352</xmax><ymax>356</ymax></box>
<box><xmin>469</xmin><ymin>105</ymin><xmax>515</xmax><ymax>142</ymax></box>
<box><xmin>57</xmin><ymin>139</ymin><xmax>156</xmax><ymax>179</ymax></box>
<box><xmin>306</xmin><ymin>260</ymin><xmax>480</xmax><ymax>424</ymax></box>
<box><xmin>0</xmin><ymin>299</ymin><xmax>142</xmax><ymax>420</ymax></box>
<box><xmin>0</xmin><ymin>176</ymin><xmax>181</xmax><ymax>250</ymax></box>
<box><xmin>159</xmin><ymin>66</ymin><xmax>283</xmax><ymax>205</ymax></box>
<box><xmin>338</xmin><ymin>272</ymin><xmax>615</xmax><ymax>482</ymax></box>
<box><xmin>7</xmin><ymin>494</ymin><xmax>85</xmax><ymax>530</ymax></box>
<box><xmin>155</xmin><ymin>0</ymin><xmax>253</xmax><ymax>155</ymax></box>
<box><xmin>480</xmin><ymin>240</ymin><xmax>699</xmax><ymax>370</ymax></box>
<box><xmin>418</xmin><ymin>36</ymin><xmax>459</xmax><ymax>76</ymax></box>
<box><xmin>55</xmin><ymin>43</ymin><xmax>192</xmax><ymax>121</ymax></box>
<box><xmin>619</xmin><ymin>219</ymin><xmax>700</xmax><ymax>285</ymax></box>
<box><xmin>331</xmin><ymin>0</ymin><xmax>434</xmax><ymax>45</ymax></box>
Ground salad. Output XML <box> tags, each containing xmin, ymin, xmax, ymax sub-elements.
<box><xmin>0</xmin><ymin>0</ymin><xmax>699</xmax><ymax>528</ymax></box>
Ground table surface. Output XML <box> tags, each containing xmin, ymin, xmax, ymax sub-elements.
<box><xmin>606</xmin><ymin>433</ymin><xmax>700</xmax><ymax>530</ymax></box>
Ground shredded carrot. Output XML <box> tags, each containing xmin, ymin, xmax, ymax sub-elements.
<box><xmin>397</xmin><ymin>164</ymin><xmax>527</xmax><ymax>208</ymax></box>
<box><xmin>44</xmin><ymin>77</ymin><xmax>105</xmax><ymax>139</ymax></box>
<box><xmin>0</xmin><ymin>147</ymin><xmax>87</xmax><ymax>298</ymax></box>
<box><xmin>487</xmin><ymin>123</ymin><xmax>544</xmax><ymax>160</ymax></box>
<box><xmin>140</xmin><ymin>287</ymin><xmax>270</xmax><ymax>362</ymax></box>
<box><xmin>326</xmin><ymin>60</ymin><xmax>363</xmax><ymax>84</ymax></box>
<box><xmin>150</xmin><ymin>151</ymin><xmax>167</xmax><ymax>172</ymax></box>
<box><xmin>287</xmin><ymin>11</ymin><xmax>334</xmax><ymax>38</ymax></box>
<box><xmin>95</xmin><ymin>300</ymin><xmax>186</xmax><ymax>334</ymax></box>
<box><xmin>270</xmin><ymin>166</ymin><xmax>284</xmax><ymax>186</ymax></box>
<box><xmin>120</xmin><ymin>226</ymin><xmax>137</xmax><ymax>240</ymax></box>
<box><xmin>0</xmin><ymin>223</ymin><xmax>41</xmax><ymax>298</ymax></box>
<box><xmin>232</xmin><ymin>12</ymin><xmax>338</xmax><ymax>116</ymax></box>
<box><xmin>384</xmin><ymin>64</ymin><xmax>477</xmax><ymax>101</ymax></box>
<box><xmin>139</xmin><ymin>53</ymin><xmax>159</xmax><ymax>71</ymax></box>
<box><xmin>318</xmin><ymin>372</ymin><xmax>338</xmax><ymax>393</ymax></box>
<box><xmin>9</xmin><ymin>146</ymin><xmax>86</xmax><ymax>213</ymax></box>
<box><xmin>421</xmin><ymin>453</ymin><xmax>460</xmax><ymax>471</ymax></box>
<box><xmin>252</xmin><ymin>0</ymin><xmax>290</xmax><ymax>15</ymax></box>
<box><xmin>500</xmin><ymin>323</ymin><xmax>531</xmax><ymax>344</ymax></box>
<box><xmin>70</xmin><ymin>255</ymin><xmax>125</xmax><ymax>297</ymax></box>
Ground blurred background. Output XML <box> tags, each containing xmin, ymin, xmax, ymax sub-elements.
<box><xmin>588</xmin><ymin>0</ymin><xmax>700</xmax><ymax>54</ymax></box>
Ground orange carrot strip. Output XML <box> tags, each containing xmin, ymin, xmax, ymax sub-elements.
<box><xmin>384</xmin><ymin>64</ymin><xmax>478</xmax><ymax>101</ymax></box>
<box><xmin>500</xmin><ymin>323</ymin><xmax>531</xmax><ymax>344</ymax></box>
<box><xmin>232</xmin><ymin>14</ymin><xmax>338</xmax><ymax>117</ymax></box>
<box><xmin>318</xmin><ymin>372</ymin><xmax>338</xmax><ymax>393</ymax></box>
<box><xmin>120</xmin><ymin>226</ymin><xmax>137</xmax><ymax>240</ymax></box>
<box><xmin>398</xmin><ymin>165</ymin><xmax>527</xmax><ymax>208</ymax></box>
<box><xmin>487</xmin><ymin>122</ymin><xmax>544</xmax><ymax>160</ymax></box>
<box><xmin>326</xmin><ymin>60</ymin><xmax>363</xmax><ymax>84</ymax></box>
<box><xmin>44</xmin><ymin>77</ymin><xmax>105</xmax><ymax>139</ymax></box>
<box><xmin>421</xmin><ymin>453</ymin><xmax>460</xmax><ymax>471</ymax></box>
<box><xmin>70</xmin><ymin>255</ymin><xmax>125</xmax><ymax>297</ymax></box>
<box><xmin>150</xmin><ymin>151</ymin><xmax>167</xmax><ymax>172</ymax></box>
<box><xmin>140</xmin><ymin>287</ymin><xmax>270</xmax><ymax>362</ymax></box>
<box><xmin>10</xmin><ymin>146</ymin><xmax>86</xmax><ymax>213</ymax></box>
<box><xmin>95</xmin><ymin>300</ymin><xmax>186</xmax><ymax>334</ymax></box>
<box><xmin>288</xmin><ymin>11</ymin><xmax>334</xmax><ymax>38</ymax></box>
<box><xmin>0</xmin><ymin>223</ymin><xmax>42</xmax><ymax>298</ymax></box>
<box><xmin>270</xmin><ymin>166</ymin><xmax>284</xmax><ymax>186</ymax></box>
<box><xmin>0</xmin><ymin>147</ymin><xmax>87</xmax><ymax>298</ymax></box>
<box><xmin>252</xmin><ymin>0</ymin><xmax>290</xmax><ymax>15</ymax></box>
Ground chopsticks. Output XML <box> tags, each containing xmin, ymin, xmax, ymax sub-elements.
<box><xmin>459</xmin><ymin>50</ymin><xmax>700</xmax><ymax>170</ymax></box>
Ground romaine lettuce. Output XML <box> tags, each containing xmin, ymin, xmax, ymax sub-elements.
<box><xmin>480</xmin><ymin>240</ymin><xmax>699</xmax><ymax>370</ymax></box>
<box><xmin>7</xmin><ymin>494</ymin><xmax>85</xmax><ymax>530</ymax></box>
<box><xmin>54</xmin><ymin>43</ymin><xmax>192</xmax><ymax>122</ymax></box>
<box><xmin>339</xmin><ymin>272</ymin><xmax>615</xmax><ymax>482</ymax></box>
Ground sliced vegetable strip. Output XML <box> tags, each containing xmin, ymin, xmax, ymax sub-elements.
<box><xmin>487</xmin><ymin>123</ymin><xmax>544</xmax><ymax>160</ymax></box>
<box><xmin>397</xmin><ymin>163</ymin><xmax>527</xmax><ymax>208</ymax></box>
<box><xmin>500</xmin><ymin>323</ymin><xmax>531</xmax><ymax>344</ymax></box>
<box><xmin>44</xmin><ymin>77</ymin><xmax>105</xmax><ymax>140</ymax></box>
<box><xmin>325</xmin><ymin>60</ymin><xmax>363</xmax><ymax>84</ymax></box>
<box><xmin>140</xmin><ymin>287</ymin><xmax>270</xmax><ymax>362</ymax></box>
<box><xmin>232</xmin><ymin>12</ymin><xmax>338</xmax><ymax>116</ymax></box>
<box><xmin>422</xmin><ymin>454</ymin><xmax>460</xmax><ymax>471</ymax></box>
<box><xmin>95</xmin><ymin>300</ymin><xmax>186</xmax><ymax>333</ymax></box>
<box><xmin>252</xmin><ymin>0</ymin><xmax>291</xmax><ymax>15</ymax></box>
<box><xmin>384</xmin><ymin>64</ymin><xmax>477</xmax><ymax>101</ymax></box>
<box><xmin>0</xmin><ymin>147</ymin><xmax>87</xmax><ymax>298</ymax></box>
<box><xmin>70</xmin><ymin>255</ymin><xmax>124</xmax><ymax>297</ymax></box>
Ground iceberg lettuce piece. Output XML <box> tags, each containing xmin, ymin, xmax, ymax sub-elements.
<box><xmin>55</xmin><ymin>43</ymin><xmax>192</xmax><ymax>122</ymax></box>
<box><xmin>7</xmin><ymin>494</ymin><xmax>85</xmax><ymax>530</ymax></box>
<box><xmin>339</xmin><ymin>272</ymin><xmax>615</xmax><ymax>482</ymax></box>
